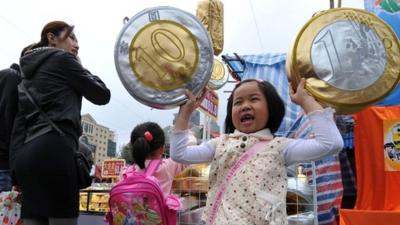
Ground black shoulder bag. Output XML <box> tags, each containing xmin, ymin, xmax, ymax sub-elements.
<box><xmin>19</xmin><ymin>83</ymin><xmax>92</xmax><ymax>189</ymax></box>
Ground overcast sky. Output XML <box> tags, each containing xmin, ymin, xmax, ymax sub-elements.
<box><xmin>1</xmin><ymin>0</ymin><xmax>364</xmax><ymax>149</ymax></box>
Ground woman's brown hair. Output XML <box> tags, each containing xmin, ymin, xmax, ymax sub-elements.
<box><xmin>31</xmin><ymin>21</ymin><xmax>74</xmax><ymax>49</ymax></box>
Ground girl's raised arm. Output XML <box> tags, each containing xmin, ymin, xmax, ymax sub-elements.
<box><xmin>175</xmin><ymin>90</ymin><xmax>205</xmax><ymax>130</ymax></box>
<box><xmin>289</xmin><ymin>78</ymin><xmax>323</xmax><ymax>114</ymax></box>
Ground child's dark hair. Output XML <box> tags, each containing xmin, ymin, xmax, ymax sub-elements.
<box><xmin>224</xmin><ymin>79</ymin><xmax>285</xmax><ymax>134</ymax></box>
<box><xmin>130</xmin><ymin>122</ymin><xmax>165</xmax><ymax>169</ymax></box>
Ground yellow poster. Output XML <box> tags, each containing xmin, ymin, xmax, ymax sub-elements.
<box><xmin>383</xmin><ymin>120</ymin><xmax>400</xmax><ymax>171</ymax></box>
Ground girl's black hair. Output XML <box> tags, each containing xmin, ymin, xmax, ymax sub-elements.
<box><xmin>130</xmin><ymin>122</ymin><xmax>165</xmax><ymax>169</ymax></box>
<box><xmin>224</xmin><ymin>79</ymin><xmax>285</xmax><ymax>134</ymax></box>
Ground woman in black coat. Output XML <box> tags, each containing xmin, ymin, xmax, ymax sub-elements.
<box><xmin>11</xmin><ymin>21</ymin><xmax>111</xmax><ymax>225</ymax></box>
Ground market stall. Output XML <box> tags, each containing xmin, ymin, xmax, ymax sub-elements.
<box><xmin>79</xmin><ymin>184</ymin><xmax>112</xmax><ymax>225</ymax></box>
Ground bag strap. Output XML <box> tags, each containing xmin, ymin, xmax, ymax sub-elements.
<box><xmin>121</xmin><ymin>165</ymin><xmax>136</xmax><ymax>179</ymax></box>
<box><xmin>206</xmin><ymin>141</ymin><xmax>269</xmax><ymax>225</ymax></box>
<box><xmin>144</xmin><ymin>160</ymin><xmax>161</xmax><ymax>177</ymax></box>
<box><xmin>19</xmin><ymin>82</ymin><xmax>64</xmax><ymax>136</ymax></box>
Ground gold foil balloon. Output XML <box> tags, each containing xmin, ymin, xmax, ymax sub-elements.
<box><xmin>286</xmin><ymin>8</ymin><xmax>400</xmax><ymax>114</ymax></box>
<box><xmin>196</xmin><ymin>0</ymin><xmax>224</xmax><ymax>56</ymax></box>
<box><xmin>115</xmin><ymin>6</ymin><xmax>214</xmax><ymax>109</ymax></box>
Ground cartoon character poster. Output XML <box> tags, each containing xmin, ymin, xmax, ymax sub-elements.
<box><xmin>365</xmin><ymin>0</ymin><xmax>400</xmax><ymax>38</ymax></box>
<box><xmin>383</xmin><ymin>120</ymin><xmax>400</xmax><ymax>171</ymax></box>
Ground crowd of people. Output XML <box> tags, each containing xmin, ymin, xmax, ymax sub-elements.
<box><xmin>0</xmin><ymin>20</ymin><xmax>343</xmax><ymax>225</ymax></box>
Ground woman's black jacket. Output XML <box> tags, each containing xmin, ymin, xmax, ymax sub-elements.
<box><xmin>10</xmin><ymin>47</ymin><xmax>111</xmax><ymax>170</ymax></box>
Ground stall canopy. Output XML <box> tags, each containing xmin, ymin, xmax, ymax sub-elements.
<box><xmin>364</xmin><ymin>0</ymin><xmax>400</xmax><ymax>38</ymax></box>
<box><xmin>376</xmin><ymin>85</ymin><xmax>400</xmax><ymax>106</ymax></box>
<box><xmin>222</xmin><ymin>53</ymin><xmax>301</xmax><ymax>136</ymax></box>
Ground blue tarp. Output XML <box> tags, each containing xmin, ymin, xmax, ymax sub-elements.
<box><xmin>376</xmin><ymin>85</ymin><xmax>400</xmax><ymax>106</ymax></box>
<box><xmin>222</xmin><ymin>53</ymin><xmax>301</xmax><ymax>136</ymax></box>
<box><xmin>365</xmin><ymin>0</ymin><xmax>400</xmax><ymax>106</ymax></box>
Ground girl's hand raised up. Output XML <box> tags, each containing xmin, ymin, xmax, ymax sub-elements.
<box><xmin>175</xmin><ymin>89</ymin><xmax>206</xmax><ymax>130</ymax></box>
<box><xmin>289</xmin><ymin>78</ymin><xmax>323</xmax><ymax>114</ymax></box>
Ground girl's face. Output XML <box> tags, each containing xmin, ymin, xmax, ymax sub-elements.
<box><xmin>232</xmin><ymin>81</ymin><xmax>268</xmax><ymax>134</ymax></box>
<box><xmin>49</xmin><ymin>29</ymin><xmax>79</xmax><ymax>56</ymax></box>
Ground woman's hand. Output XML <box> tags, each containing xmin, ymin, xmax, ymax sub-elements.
<box><xmin>175</xmin><ymin>89</ymin><xmax>206</xmax><ymax>130</ymax></box>
<box><xmin>289</xmin><ymin>78</ymin><xmax>323</xmax><ymax>114</ymax></box>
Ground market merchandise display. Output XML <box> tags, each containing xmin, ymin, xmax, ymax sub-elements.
<box><xmin>79</xmin><ymin>183</ymin><xmax>113</xmax><ymax>213</ymax></box>
<box><xmin>173</xmin><ymin>164</ymin><xmax>209</xmax><ymax>225</ymax></box>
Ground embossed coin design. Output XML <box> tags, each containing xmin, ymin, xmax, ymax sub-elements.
<box><xmin>130</xmin><ymin>20</ymin><xmax>199</xmax><ymax>91</ymax></box>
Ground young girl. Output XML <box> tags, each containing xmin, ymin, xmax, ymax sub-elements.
<box><xmin>170</xmin><ymin>78</ymin><xmax>344</xmax><ymax>224</ymax></box>
<box><xmin>129</xmin><ymin>121</ymin><xmax>187</xmax><ymax>203</ymax></box>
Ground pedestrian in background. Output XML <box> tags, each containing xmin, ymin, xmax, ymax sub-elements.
<box><xmin>0</xmin><ymin>63</ymin><xmax>21</xmax><ymax>192</ymax></box>
<box><xmin>0</xmin><ymin>44</ymin><xmax>32</xmax><ymax>192</ymax></box>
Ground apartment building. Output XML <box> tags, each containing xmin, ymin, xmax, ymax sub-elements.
<box><xmin>81</xmin><ymin>114</ymin><xmax>116</xmax><ymax>166</ymax></box>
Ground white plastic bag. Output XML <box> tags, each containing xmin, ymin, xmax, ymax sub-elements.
<box><xmin>0</xmin><ymin>191</ymin><xmax>22</xmax><ymax>225</ymax></box>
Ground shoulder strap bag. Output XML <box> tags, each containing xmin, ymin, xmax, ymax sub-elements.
<box><xmin>19</xmin><ymin>82</ymin><xmax>92</xmax><ymax>189</ymax></box>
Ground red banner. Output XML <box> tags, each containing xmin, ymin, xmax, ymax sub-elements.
<box><xmin>199</xmin><ymin>87</ymin><xmax>218</xmax><ymax>121</ymax></box>
<box><xmin>101</xmin><ymin>159</ymin><xmax>126</xmax><ymax>178</ymax></box>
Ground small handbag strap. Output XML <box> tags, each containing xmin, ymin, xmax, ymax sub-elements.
<box><xmin>206</xmin><ymin>140</ymin><xmax>269</xmax><ymax>225</ymax></box>
<box><xmin>144</xmin><ymin>160</ymin><xmax>161</xmax><ymax>177</ymax></box>
<box><xmin>19</xmin><ymin>82</ymin><xmax>64</xmax><ymax>136</ymax></box>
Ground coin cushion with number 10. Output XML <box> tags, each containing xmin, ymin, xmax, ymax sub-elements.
<box><xmin>115</xmin><ymin>6</ymin><xmax>213</xmax><ymax>109</ymax></box>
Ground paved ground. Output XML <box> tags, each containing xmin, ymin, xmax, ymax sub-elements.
<box><xmin>78</xmin><ymin>214</ymin><xmax>107</xmax><ymax>225</ymax></box>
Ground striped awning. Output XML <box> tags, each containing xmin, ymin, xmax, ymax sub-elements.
<box><xmin>222</xmin><ymin>53</ymin><xmax>302</xmax><ymax>136</ymax></box>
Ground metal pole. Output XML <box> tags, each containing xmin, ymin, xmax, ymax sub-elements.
<box><xmin>207</xmin><ymin>118</ymin><xmax>211</xmax><ymax>140</ymax></box>
<box><xmin>202</xmin><ymin>114</ymin><xmax>207</xmax><ymax>142</ymax></box>
<box><xmin>312</xmin><ymin>161</ymin><xmax>318</xmax><ymax>225</ymax></box>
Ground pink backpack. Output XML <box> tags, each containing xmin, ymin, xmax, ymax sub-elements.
<box><xmin>105</xmin><ymin>160</ymin><xmax>178</xmax><ymax>225</ymax></box>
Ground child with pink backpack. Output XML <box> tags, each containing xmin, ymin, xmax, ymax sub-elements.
<box><xmin>106</xmin><ymin>122</ymin><xmax>187</xmax><ymax>225</ymax></box>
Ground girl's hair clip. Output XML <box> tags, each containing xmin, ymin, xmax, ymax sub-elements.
<box><xmin>144</xmin><ymin>131</ymin><xmax>153</xmax><ymax>142</ymax></box>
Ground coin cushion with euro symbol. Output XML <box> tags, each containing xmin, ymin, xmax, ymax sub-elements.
<box><xmin>114</xmin><ymin>6</ymin><xmax>214</xmax><ymax>109</ymax></box>
<box><xmin>286</xmin><ymin>8</ymin><xmax>400</xmax><ymax>114</ymax></box>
